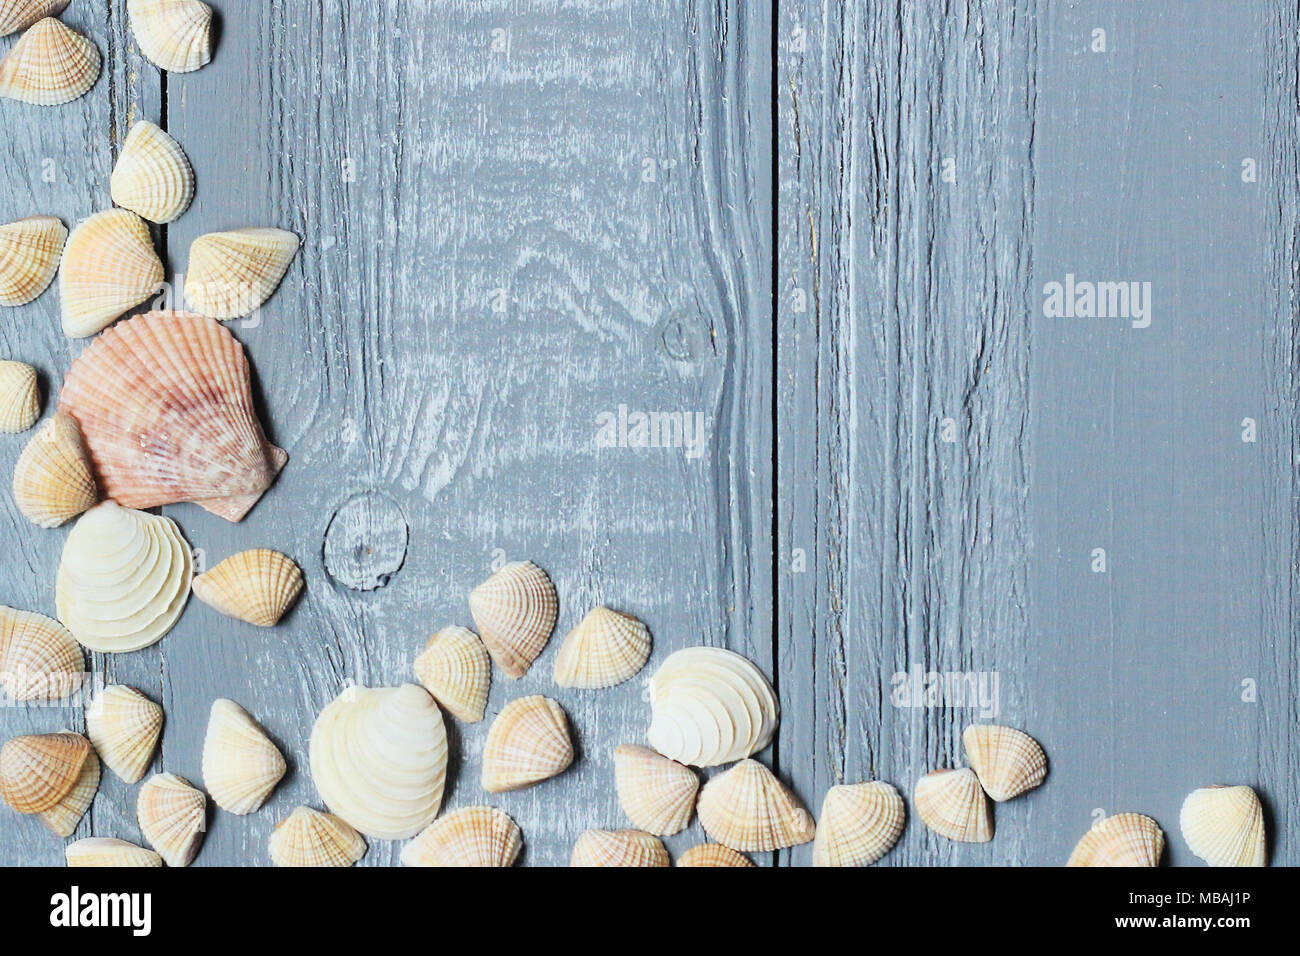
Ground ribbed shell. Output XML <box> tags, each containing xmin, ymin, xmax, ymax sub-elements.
<box><xmin>413</xmin><ymin>625</ymin><xmax>491</xmax><ymax>722</ymax></box>
<box><xmin>58</xmin><ymin>209</ymin><xmax>163</xmax><ymax>338</ymax></box>
<box><xmin>0</xmin><ymin>215</ymin><xmax>65</xmax><ymax>306</ymax></box>
<box><xmin>813</xmin><ymin>781</ymin><xmax>906</xmax><ymax>867</ymax></box>
<box><xmin>269</xmin><ymin>807</ymin><xmax>367</xmax><ymax>868</ymax></box>
<box><xmin>0</xmin><ymin>360</ymin><xmax>39</xmax><ymax>433</ymax></box>
<box><xmin>553</xmin><ymin>606</ymin><xmax>651</xmax><ymax>689</ymax></box>
<box><xmin>201</xmin><ymin>699</ymin><xmax>286</xmax><ymax>815</ymax></box>
<box><xmin>0</xmin><ymin>1</ymin><xmax>69</xmax><ymax>37</ymax></box>
<box><xmin>697</xmin><ymin>759</ymin><xmax>816</xmax><ymax>852</ymax></box>
<box><xmin>137</xmin><ymin>773</ymin><xmax>206</xmax><ymax>867</ymax></box>
<box><xmin>0</xmin><ymin>18</ymin><xmax>100</xmax><ymax>106</ymax></box>
<box><xmin>676</xmin><ymin>843</ymin><xmax>755</xmax><ymax>867</ymax></box>
<box><xmin>111</xmin><ymin>121</ymin><xmax>195</xmax><ymax>224</ymax></box>
<box><xmin>184</xmin><ymin>227</ymin><xmax>300</xmax><ymax>319</ymax></box>
<box><xmin>40</xmin><ymin>744</ymin><xmax>98</xmax><ymax>836</ymax></box>
<box><xmin>481</xmin><ymin>695</ymin><xmax>573</xmax><ymax>793</ymax></box>
<box><xmin>468</xmin><ymin>561</ymin><xmax>558</xmax><ymax>678</ymax></box>
<box><xmin>613</xmin><ymin>744</ymin><xmax>698</xmax><ymax>836</ymax></box>
<box><xmin>66</xmin><ymin>837</ymin><xmax>162</xmax><ymax>867</ymax></box>
<box><xmin>191</xmin><ymin>549</ymin><xmax>304</xmax><ymax>627</ymax></box>
<box><xmin>401</xmin><ymin>805</ymin><xmax>522</xmax><ymax>867</ymax></box>
<box><xmin>963</xmin><ymin>724</ymin><xmax>1048</xmax><ymax>802</ymax></box>
<box><xmin>1067</xmin><ymin>812</ymin><xmax>1164</xmax><ymax>867</ymax></box>
<box><xmin>914</xmin><ymin>768</ymin><xmax>992</xmax><ymax>843</ymax></box>
<box><xmin>0</xmin><ymin>731</ymin><xmax>90</xmax><ymax>813</ymax></box>
<box><xmin>127</xmin><ymin>0</ymin><xmax>212</xmax><ymax>73</ymax></box>
<box><xmin>570</xmin><ymin>828</ymin><xmax>669</xmax><ymax>868</ymax></box>
<box><xmin>0</xmin><ymin>606</ymin><xmax>83</xmax><ymax>702</ymax></box>
<box><xmin>12</xmin><ymin>412</ymin><xmax>98</xmax><ymax>528</ymax></box>
<box><xmin>1180</xmin><ymin>785</ymin><xmax>1266</xmax><ymax>867</ymax></box>
<box><xmin>86</xmin><ymin>685</ymin><xmax>163</xmax><ymax>783</ymax></box>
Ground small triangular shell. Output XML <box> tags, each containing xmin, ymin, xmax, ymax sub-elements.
<box><xmin>1067</xmin><ymin>812</ymin><xmax>1164</xmax><ymax>867</ymax></box>
<box><xmin>66</xmin><ymin>837</ymin><xmax>162</xmax><ymax>867</ymax></box>
<box><xmin>0</xmin><ymin>215</ymin><xmax>65</xmax><ymax>306</ymax></box>
<box><xmin>570</xmin><ymin>828</ymin><xmax>670</xmax><ymax>867</ymax></box>
<box><xmin>413</xmin><ymin>626</ymin><xmax>491</xmax><ymax>722</ymax></box>
<box><xmin>86</xmin><ymin>685</ymin><xmax>163</xmax><ymax>783</ymax></box>
<box><xmin>13</xmin><ymin>412</ymin><xmax>98</xmax><ymax>528</ymax></box>
<box><xmin>613</xmin><ymin>744</ymin><xmax>698</xmax><ymax>836</ymax></box>
<box><xmin>201</xmin><ymin>699</ymin><xmax>286</xmax><ymax>815</ymax></box>
<box><xmin>963</xmin><ymin>724</ymin><xmax>1047</xmax><ymax>802</ymax></box>
<box><xmin>191</xmin><ymin>549</ymin><xmax>304</xmax><ymax>627</ymax></box>
<box><xmin>0</xmin><ymin>360</ymin><xmax>39</xmax><ymax>433</ymax></box>
<box><xmin>127</xmin><ymin>0</ymin><xmax>212</xmax><ymax>73</ymax></box>
<box><xmin>677</xmin><ymin>843</ymin><xmax>755</xmax><ymax>867</ymax></box>
<box><xmin>1180</xmin><ymin>785</ymin><xmax>1266</xmax><ymax>867</ymax></box>
<box><xmin>553</xmin><ymin>606</ymin><xmax>651</xmax><ymax>689</ymax></box>
<box><xmin>697</xmin><ymin>759</ymin><xmax>816</xmax><ymax>852</ymax></box>
<box><xmin>0</xmin><ymin>18</ymin><xmax>100</xmax><ymax>105</ymax></box>
<box><xmin>269</xmin><ymin>807</ymin><xmax>367</xmax><ymax>867</ymax></box>
<box><xmin>0</xmin><ymin>1</ymin><xmax>69</xmax><ymax>37</ymax></box>
<box><xmin>58</xmin><ymin>209</ymin><xmax>164</xmax><ymax>338</ymax></box>
<box><xmin>39</xmin><ymin>742</ymin><xmax>98</xmax><ymax>836</ymax></box>
<box><xmin>914</xmin><ymin>768</ymin><xmax>992</xmax><ymax>843</ymax></box>
<box><xmin>111</xmin><ymin>121</ymin><xmax>195</xmax><ymax>224</ymax></box>
<box><xmin>185</xmin><ymin>227</ymin><xmax>300</xmax><ymax>319</ymax></box>
<box><xmin>481</xmin><ymin>695</ymin><xmax>573</xmax><ymax>793</ymax></box>
<box><xmin>0</xmin><ymin>732</ymin><xmax>90</xmax><ymax>813</ymax></box>
<box><xmin>0</xmin><ymin>606</ymin><xmax>83</xmax><ymax>701</ymax></box>
<box><xmin>813</xmin><ymin>781</ymin><xmax>906</xmax><ymax>867</ymax></box>
<box><xmin>468</xmin><ymin>561</ymin><xmax>557</xmax><ymax>678</ymax></box>
<box><xmin>137</xmin><ymin>772</ymin><xmax>206</xmax><ymax>867</ymax></box>
<box><xmin>401</xmin><ymin>805</ymin><xmax>522</xmax><ymax>867</ymax></box>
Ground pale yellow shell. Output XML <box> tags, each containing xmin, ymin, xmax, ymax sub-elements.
<box><xmin>676</xmin><ymin>843</ymin><xmax>755</xmax><ymax>867</ymax></box>
<box><xmin>481</xmin><ymin>695</ymin><xmax>573</xmax><ymax>793</ymax></box>
<box><xmin>137</xmin><ymin>772</ymin><xmax>206</xmax><ymax>867</ymax></box>
<box><xmin>39</xmin><ymin>743</ymin><xmax>98</xmax><ymax>836</ymax></box>
<box><xmin>812</xmin><ymin>781</ymin><xmax>906</xmax><ymax>867</ymax></box>
<box><xmin>963</xmin><ymin>724</ymin><xmax>1047</xmax><ymax>802</ymax></box>
<box><xmin>0</xmin><ymin>1</ymin><xmax>69</xmax><ymax>37</ymax></box>
<box><xmin>13</xmin><ymin>412</ymin><xmax>98</xmax><ymax>528</ymax></box>
<box><xmin>0</xmin><ymin>360</ymin><xmax>39</xmax><ymax>433</ymax></box>
<box><xmin>913</xmin><ymin>768</ymin><xmax>992</xmax><ymax>843</ymax></box>
<box><xmin>66</xmin><ymin>837</ymin><xmax>162</xmax><ymax>867</ymax></box>
<box><xmin>86</xmin><ymin>685</ymin><xmax>163</xmax><ymax>783</ymax></box>
<box><xmin>58</xmin><ymin>209</ymin><xmax>164</xmax><ymax>338</ymax></box>
<box><xmin>191</xmin><ymin>549</ymin><xmax>304</xmax><ymax>627</ymax></box>
<box><xmin>401</xmin><ymin>805</ymin><xmax>522</xmax><ymax>867</ymax></box>
<box><xmin>613</xmin><ymin>744</ymin><xmax>698</xmax><ymax>836</ymax></box>
<box><xmin>413</xmin><ymin>625</ymin><xmax>491</xmax><ymax>722</ymax></box>
<box><xmin>696</xmin><ymin>759</ymin><xmax>816</xmax><ymax>852</ymax></box>
<box><xmin>553</xmin><ymin>606</ymin><xmax>651</xmax><ymax>689</ymax></box>
<box><xmin>0</xmin><ymin>605</ymin><xmax>83</xmax><ymax>702</ymax></box>
<box><xmin>184</xmin><ymin>227</ymin><xmax>300</xmax><ymax>319</ymax></box>
<box><xmin>1180</xmin><ymin>785</ymin><xmax>1266</xmax><ymax>867</ymax></box>
<box><xmin>570</xmin><ymin>828</ymin><xmax>669</xmax><ymax>868</ymax></box>
<box><xmin>468</xmin><ymin>560</ymin><xmax>557</xmax><ymax>678</ymax></box>
<box><xmin>0</xmin><ymin>18</ymin><xmax>99</xmax><ymax>106</ymax></box>
<box><xmin>269</xmin><ymin>806</ymin><xmax>367</xmax><ymax>868</ymax></box>
<box><xmin>201</xmin><ymin>699</ymin><xmax>286</xmax><ymax>815</ymax></box>
<box><xmin>0</xmin><ymin>731</ymin><xmax>91</xmax><ymax>813</ymax></box>
<box><xmin>0</xmin><ymin>215</ymin><xmax>65</xmax><ymax>306</ymax></box>
<box><xmin>127</xmin><ymin>0</ymin><xmax>212</xmax><ymax>73</ymax></box>
<box><xmin>1067</xmin><ymin>812</ymin><xmax>1163</xmax><ymax>867</ymax></box>
<box><xmin>111</xmin><ymin>121</ymin><xmax>195</xmax><ymax>224</ymax></box>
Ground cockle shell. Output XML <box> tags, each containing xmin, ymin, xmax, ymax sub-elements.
<box><xmin>0</xmin><ymin>1</ymin><xmax>68</xmax><ymax>37</ymax></box>
<box><xmin>39</xmin><ymin>740</ymin><xmax>98</xmax><ymax>836</ymax></box>
<box><xmin>12</xmin><ymin>412</ymin><xmax>98</xmax><ymax>527</ymax></box>
<box><xmin>1180</xmin><ymin>785</ymin><xmax>1266</xmax><ymax>867</ymax></box>
<box><xmin>553</xmin><ymin>606</ymin><xmax>651</xmax><ymax>689</ymax></box>
<box><xmin>66</xmin><ymin>837</ymin><xmax>162</xmax><ymax>867</ymax></box>
<box><xmin>0</xmin><ymin>215</ymin><xmax>65</xmax><ymax>306</ymax></box>
<box><xmin>269</xmin><ymin>806</ymin><xmax>367</xmax><ymax>867</ymax></box>
<box><xmin>468</xmin><ymin>561</ymin><xmax>558</xmax><ymax>679</ymax></box>
<box><xmin>613</xmin><ymin>744</ymin><xmax>698</xmax><ymax>836</ymax></box>
<box><xmin>137</xmin><ymin>772</ymin><xmax>206</xmax><ymax>867</ymax></box>
<box><xmin>127</xmin><ymin>0</ymin><xmax>212</xmax><ymax>73</ymax></box>
<box><xmin>58</xmin><ymin>209</ymin><xmax>164</xmax><ymax>338</ymax></box>
<box><xmin>914</xmin><ymin>768</ymin><xmax>992</xmax><ymax>843</ymax></box>
<box><xmin>86</xmin><ymin>685</ymin><xmax>163</xmax><ymax>783</ymax></box>
<box><xmin>191</xmin><ymin>549</ymin><xmax>304</xmax><ymax>627</ymax></box>
<box><xmin>677</xmin><ymin>843</ymin><xmax>756</xmax><ymax>867</ymax></box>
<box><xmin>413</xmin><ymin>625</ymin><xmax>491</xmax><ymax>722</ymax></box>
<box><xmin>963</xmin><ymin>724</ymin><xmax>1047</xmax><ymax>802</ymax></box>
<box><xmin>571</xmin><ymin>828</ymin><xmax>670</xmax><ymax>868</ymax></box>
<box><xmin>0</xmin><ymin>18</ymin><xmax>99</xmax><ymax>105</ymax></box>
<box><xmin>646</xmin><ymin>646</ymin><xmax>779</xmax><ymax>767</ymax></box>
<box><xmin>309</xmin><ymin>683</ymin><xmax>447</xmax><ymax>840</ymax></box>
<box><xmin>697</xmin><ymin>759</ymin><xmax>815</xmax><ymax>852</ymax></box>
<box><xmin>0</xmin><ymin>731</ymin><xmax>90</xmax><ymax>814</ymax></box>
<box><xmin>56</xmin><ymin>501</ymin><xmax>192</xmax><ymax>653</ymax></box>
<box><xmin>401</xmin><ymin>805</ymin><xmax>522</xmax><ymax>867</ymax></box>
<box><xmin>813</xmin><ymin>781</ymin><xmax>906</xmax><ymax>867</ymax></box>
<box><xmin>0</xmin><ymin>606</ymin><xmax>82</xmax><ymax>702</ymax></box>
<box><xmin>111</xmin><ymin>121</ymin><xmax>195</xmax><ymax>224</ymax></box>
<box><xmin>1067</xmin><ymin>812</ymin><xmax>1164</xmax><ymax>867</ymax></box>
<box><xmin>0</xmin><ymin>360</ymin><xmax>39</xmax><ymax>433</ymax></box>
<box><xmin>185</xmin><ymin>227</ymin><xmax>300</xmax><ymax>319</ymax></box>
<box><xmin>481</xmin><ymin>695</ymin><xmax>573</xmax><ymax>793</ymax></box>
<box><xmin>201</xmin><ymin>699</ymin><xmax>286</xmax><ymax>815</ymax></box>
<box><xmin>59</xmin><ymin>311</ymin><xmax>288</xmax><ymax>521</ymax></box>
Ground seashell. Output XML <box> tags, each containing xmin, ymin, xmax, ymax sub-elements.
<box><xmin>137</xmin><ymin>773</ymin><xmax>206</xmax><ymax>867</ymax></box>
<box><xmin>401</xmin><ymin>805</ymin><xmax>522</xmax><ymax>867</ymax></box>
<box><xmin>66</xmin><ymin>837</ymin><xmax>162</xmax><ymax>867</ymax></box>
<box><xmin>0</xmin><ymin>360</ymin><xmax>39</xmax><ymax>433</ymax></box>
<box><xmin>481</xmin><ymin>695</ymin><xmax>573</xmax><ymax>793</ymax></box>
<box><xmin>1067</xmin><ymin>812</ymin><xmax>1164</xmax><ymax>867</ymax></box>
<box><xmin>309</xmin><ymin>683</ymin><xmax>447</xmax><ymax>840</ymax></box>
<box><xmin>812</xmin><ymin>781</ymin><xmax>906</xmax><ymax>867</ymax></box>
<box><xmin>914</xmin><ymin>768</ymin><xmax>992</xmax><ymax>843</ymax></box>
<box><xmin>646</xmin><ymin>645</ymin><xmax>779</xmax><ymax>767</ymax></box>
<box><xmin>963</xmin><ymin>723</ymin><xmax>1047</xmax><ymax>802</ymax></box>
<box><xmin>191</xmin><ymin>549</ymin><xmax>304</xmax><ymax>627</ymax></box>
<box><xmin>0</xmin><ymin>732</ymin><xmax>91</xmax><ymax>814</ymax></box>
<box><xmin>58</xmin><ymin>209</ymin><xmax>163</xmax><ymax>338</ymax></box>
<box><xmin>111</xmin><ymin>121</ymin><xmax>195</xmax><ymax>224</ymax></box>
<box><xmin>86</xmin><ymin>685</ymin><xmax>163</xmax><ymax>784</ymax></box>
<box><xmin>413</xmin><ymin>625</ymin><xmax>491</xmax><ymax>722</ymax></box>
<box><xmin>127</xmin><ymin>0</ymin><xmax>212</xmax><ymax>73</ymax></box>
<box><xmin>697</xmin><ymin>759</ymin><xmax>816</xmax><ymax>852</ymax></box>
<box><xmin>0</xmin><ymin>215</ymin><xmax>65</xmax><ymax>306</ymax></box>
<box><xmin>56</xmin><ymin>501</ymin><xmax>192</xmax><ymax>653</ymax></box>
<box><xmin>1180</xmin><ymin>785</ymin><xmax>1266</xmax><ymax>867</ymax></box>
<box><xmin>468</xmin><ymin>561</ymin><xmax>557</xmax><ymax>679</ymax></box>
<box><xmin>12</xmin><ymin>412</ymin><xmax>98</xmax><ymax>527</ymax></box>
<box><xmin>0</xmin><ymin>18</ymin><xmax>100</xmax><ymax>106</ymax></box>
<box><xmin>0</xmin><ymin>1</ymin><xmax>69</xmax><ymax>37</ymax></box>
<box><xmin>184</xmin><ymin>227</ymin><xmax>300</xmax><ymax>319</ymax></box>
<box><xmin>60</xmin><ymin>311</ymin><xmax>288</xmax><ymax>521</ymax></box>
<box><xmin>570</xmin><ymin>828</ymin><xmax>670</xmax><ymax>868</ymax></box>
<box><xmin>0</xmin><ymin>606</ymin><xmax>83</xmax><ymax>702</ymax></box>
<box><xmin>613</xmin><ymin>743</ymin><xmax>698</xmax><ymax>836</ymax></box>
<box><xmin>553</xmin><ymin>606</ymin><xmax>651</xmax><ymax>689</ymax></box>
<box><xmin>677</xmin><ymin>843</ymin><xmax>755</xmax><ymax>867</ymax></box>
<box><xmin>201</xmin><ymin>699</ymin><xmax>286</xmax><ymax>815</ymax></box>
<box><xmin>39</xmin><ymin>741</ymin><xmax>98</xmax><ymax>836</ymax></box>
<box><xmin>269</xmin><ymin>806</ymin><xmax>367</xmax><ymax>868</ymax></box>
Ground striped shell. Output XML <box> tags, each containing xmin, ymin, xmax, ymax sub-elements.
<box><xmin>0</xmin><ymin>215</ymin><xmax>65</xmax><ymax>306</ymax></box>
<box><xmin>127</xmin><ymin>0</ymin><xmax>212</xmax><ymax>73</ymax></box>
<box><xmin>191</xmin><ymin>549</ymin><xmax>304</xmax><ymax>627</ymax></box>
<box><xmin>185</xmin><ymin>227</ymin><xmax>300</xmax><ymax>319</ymax></box>
<box><xmin>697</xmin><ymin>759</ymin><xmax>816</xmax><ymax>852</ymax></box>
<box><xmin>570</xmin><ymin>828</ymin><xmax>669</xmax><ymax>868</ymax></box>
<box><xmin>613</xmin><ymin>744</ymin><xmax>697</xmax><ymax>836</ymax></box>
<box><xmin>269</xmin><ymin>807</ymin><xmax>367</xmax><ymax>867</ymax></box>
<box><xmin>481</xmin><ymin>695</ymin><xmax>573</xmax><ymax>793</ymax></box>
<box><xmin>0</xmin><ymin>731</ymin><xmax>91</xmax><ymax>813</ymax></box>
<box><xmin>413</xmin><ymin>625</ymin><xmax>491</xmax><ymax>722</ymax></box>
<box><xmin>111</xmin><ymin>121</ymin><xmax>195</xmax><ymax>224</ymax></box>
<box><xmin>58</xmin><ymin>209</ymin><xmax>163</xmax><ymax>338</ymax></box>
<box><xmin>813</xmin><ymin>781</ymin><xmax>906</xmax><ymax>867</ymax></box>
<box><xmin>66</xmin><ymin>837</ymin><xmax>162</xmax><ymax>867</ymax></box>
<box><xmin>963</xmin><ymin>724</ymin><xmax>1047</xmax><ymax>802</ymax></box>
<box><xmin>676</xmin><ymin>843</ymin><xmax>755</xmax><ymax>867</ymax></box>
<box><xmin>40</xmin><ymin>742</ymin><xmax>98</xmax><ymax>836</ymax></box>
<box><xmin>401</xmin><ymin>805</ymin><xmax>522</xmax><ymax>867</ymax></box>
<box><xmin>137</xmin><ymin>773</ymin><xmax>206</xmax><ymax>867</ymax></box>
<box><xmin>86</xmin><ymin>685</ymin><xmax>163</xmax><ymax>783</ymax></box>
<box><xmin>0</xmin><ymin>360</ymin><xmax>39</xmax><ymax>433</ymax></box>
<box><xmin>12</xmin><ymin>412</ymin><xmax>98</xmax><ymax>528</ymax></box>
<box><xmin>1067</xmin><ymin>812</ymin><xmax>1164</xmax><ymax>867</ymax></box>
<box><xmin>0</xmin><ymin>1</ymin><xmax>69</xmax><ymax>37</ymax></box>
<box><xmin>0</xmin><ymin>606</ymin><xmax>83</xmax><ymax>702</ymax></box>
<box><xmin>0</xmin><ymin>18</ymin><xmax>100</xmax><ymax>106</ymax></box>
<box><xmin>1180</xmin><ymin>785</ymin><xmax>1266</xmax><ymax>867</ymax></box>
<box><xmin>201</xmin><ymin>699</ymin><xmax>286</xmax><ymax>815</ymax></box>
<box><xmin>553</xmin><ymin>606</ymin><xmax>651</xmax><ymax>689</ymax></box>
<box><xmin>914</xmin><ymin>768</ymin><xmax>992</xmax><ymax>843</ymax></box>
<box><xmin>468</xmin><ymin>561</ymin><xmax>557</xmax><ymax>679</ymax></box>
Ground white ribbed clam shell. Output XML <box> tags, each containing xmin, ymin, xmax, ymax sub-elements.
<box><xmin>812</xmin><ymin>781</ymin><xmax>906</xmax><ymax>866</ymax></box>
<box><xmin>269</xmin><ymin>807</ymin><xmax>367</xmax><ymax>867</ymax></box>
<box><xmin>413</xmin><ymin>625</ymin><xmax>491</xmax><ymax>723</ymax></box>
<box><xmin>1067</xmin><ymin>812</ymin><xmax>1164</xmax><ymax>867</ymax></box>
<box><xmin>1180</xmin><ymin>786</ymin><xmax>1266</xmax><ymax>867</ymax></box>
<box><xmin>86</xmin><ymin>684</ymin><xmax>163</xmax><ymax>783</ymax></box>
<box><xmin>401</xmin><ymin>806</ymin><xmax>522</xmax><ymax>867</ymax></box>
<box><xmin>0</xmin><ymin>606</ymin><xmax>83</xmax><ymax>702</ymax></box>
<box><xmin>58</xmin><ymin>209</ymin><xmax>163</xmax><ymax>338</ymax></box>
<box><xmin>0</xmin><ymin>18</ymin><xmax>99</xmax><ymax>106</ymax></box>
<box><xmin>0</xmin><ymin>360</ymin><xmax>39</xmax><ymax>433</ymax></box>
<box><xmin>66</xmin><ymin>837</ymin><xmax>162</xmax><ymax>867</ymax></box>
<box><xmin>468</xmin><ymin>561</ymin><xmax>557</xmax><ymax>678</ymax></box>
<box><xmin>127</xmin><ymin>0</ymin><xmax>212</xmax><ymax>73</ymax></box>
<box><xmin>12</xmin><ymin>412</ymin><xmax>98</xmax><ymax>528</ymax></box>
<box><xmin>613</xmin><ymin>744</ymin><xmax>697</xmax><ymax>836</ymax></box>
<box><xmin>570</xmin><ymin>828</ymin><xmax>669</xmax><ymax>867</ymax></box>
<box><xmin>963</xmin><ymin>724</ymin><xmax>1047</xmax><ymax>802</ymax></box>
<box><xmin>0</xmin><ymin>215</ymin><xmax>65</xmax><ymax>306</ymax></box>
<box><xmin>914</xmin><ymin>768</ymin><xmax>992</xmax><ymax>843</ymax></box>
<box><xmin>137</xmin><ymin>772</ymin><xmax>206</xmax><ymax>867</ymax></box>
<box><xmin>111</xmin><ymin>121</ymin><xmax>195</xmax><ymax>224</ymax></box>
<box><xmin>553</xmin><ymin>606</ymin><xmax>651</xmax><ymax>689</ymax></box>
<box><xmin>696</xmin><ymin>759</ymin><xmax>815</xmax><ymax>852</ymax></box>
<box><xmin>201</xmin><ymin>699</ymin><xmax>286</xmax><ymax>815</ymax></box>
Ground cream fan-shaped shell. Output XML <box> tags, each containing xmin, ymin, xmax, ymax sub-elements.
<box><xmin>0</xmin><ymin>18</ymin><xmax>100</xmax><ymax>106</ymax></box>
<box><xmin>0</xmin><ymin>215</ymin><xmax>65</xmax><ymax>306</ymax></box>
<box><xmin>127</xmin><ymin>0</ymin><xmax>212</xmax><ymax>73</ymax></box>
<box><xmin>269</xmin><ymin>806</ymin><xmax>367</xmax><ymax>867</ymax></box>
<box><xmin>553</xmin><ymin>606</ymin><xmax>651</xmax><ymax>689</ymax></box>
<box><xmin>111</xmin><ymin>121</ymin><xmax>195</xmax><ymax>224</ymax></box>
<box><xmin>963</xmin><ymin>724</ymin><xmax>1047</xmax><ymax>802</ymax></box>
<box><xmin>0</xmin><ymin>1</ymin><xmax>68</xmax><ymax>37</ymax></box>
<box><xmin>481</xmin><ymin>695</ymin><xmax>573</xmax><ymax>793</ymax></box>
<box><xmin>86</xmin><ymin>685</ymin><xmax>163</xmax><ymax>783</ymax></box>
<box><xmin>12</xmin><ymin>412</ymin><xmax>98</xmax><ymax>528</ymax></box>
<box><xmin>401</xmin><ymin>805</ymin><xmax>522</xmax><ymax>867</ymax></box>
<box><xmin>812</xmin><ymin>781</ymin><xmax>906</xmax><ymax>867</ymax></box>
<box><xmin>468</xmin><ymin>561</ymin><xmax>558</xmax><ymax>679</ymax></box>
<box><xmin>309</xmin><ymin>683</ymin><xmax>447</xmax><ymax>840</ymax></box>
<box><xmin>0</xmin><ymin>360</ymin><xmax>39</xmax><ymax>433</ymax></box>
<box><xmin>677</xmin><ymin>843</ymin><xmax>755</xmax><ymax>867</ymax></box>
<box><xmin>1180</xmin><ymin>785</ymin><xmax>1266</xmax><ymax>867</ymax></box>
<box><xmin>0</xmin><ymin>606</ymin><xmax>83</xmax><ymax>702</ymax></box>
<box><xmin>0</xmin><ymin>731</ymin><xmax>90</xmax><ymax>813</ymax></box>
<box><xmin>1067</xmin><ymin>812</ymin><xmax>1164</xmax><ymax>867</ymax></box>
<box><xmin>914</xmin><ymin>768</ymin><xmax>992</xmax><ymax>843</ymax></box>
<box><xmin>191</xmin><ymin>549</ymin><xmax>304</xmax><ymax>627</ymax></box>
<box><xmin>570</xmin><ymin>828</ymin><xmax>670</xmax><ymax>867</ymax></box>
<box><xmin>184</xmin><ymin>227</ymin><xmax>300</xmax><ymax>319</ymax></box>
<box><xmin>66</xmin><ymin>837</ymin><xmax>162</xmax><ymax>867</ymax></box>
<box><xmin>646</xmin><ymin>646</ymin><xmax>779</xmax><ymax>768</ymax></box>
<box><xmin>697</xmin><ymin>759</ymin><xmax>815</xmax><ymax>852</ymax></box>
<box><xmin>58</xmin><ymin>209</ymin><xmax>164</xmax><ymax>338</ymax></box>
<box><xmin>137</xmin><ymin>772</ymin><xmax>206</xmax><ymax>867</ymax></box>
<box><xmin>613</xmin><ymin>744</ymin><xmax>698</xmax><ymax>836</ymax></box>
<box><xmin>56</xmin><ymin>501</ymin><xmax>193</xmax><ymax>653</ymax></box>
<box><xmin>201</xmin><ymin>699</ymin><xmax>286</xmax><ymax>815</ymax></box>
<box><xmin>40</xmin><ymin>742</ymin><xmax>98</xmax><ymax>836</ymax></box>
<box><xmin>413</xmin><ymin>626</ymin><xmax>491</xmax><ymax>723</ymax></box>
